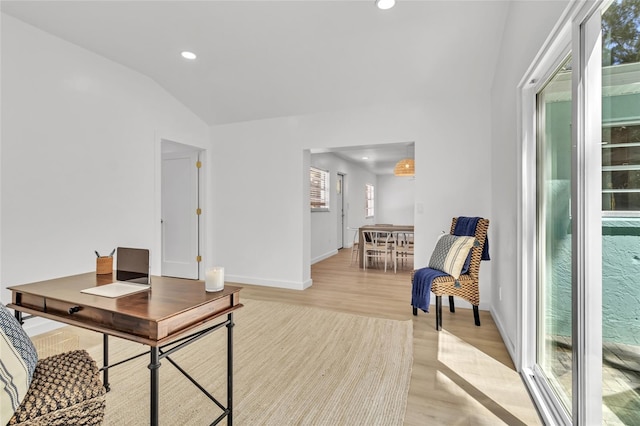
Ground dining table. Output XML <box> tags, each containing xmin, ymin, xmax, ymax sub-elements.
<box><xmin>358</xmin><ymin>224</ymin><xmax>414</xmax><ymax>268</ymax></box>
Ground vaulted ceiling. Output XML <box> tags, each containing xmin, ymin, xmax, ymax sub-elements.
<box><xmin>1</xmin><ymin>0</ymin><xmax>510</xmax><ymax>126</ymax></box>
<box><xmin>2</xmin><ymin>1</ymin><xmax>512</xmax><ymax>175</ymax></box>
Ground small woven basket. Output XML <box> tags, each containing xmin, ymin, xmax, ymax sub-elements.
<box><xmin>96</xmin><ymin>256</ymin><xmax>113</xmax><ymax>275</ymax></box>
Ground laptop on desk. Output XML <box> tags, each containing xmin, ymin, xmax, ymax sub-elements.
<box><xmin>115</xmin><ymin>247</ymin><xmax>150</xmax><ymax>284</ymax></box>
<box><xmin>81</xmin><ymin>247</ymin><xmax>151</xmax><ymax>298</ymax></box>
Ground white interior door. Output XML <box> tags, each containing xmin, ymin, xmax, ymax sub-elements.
<box><xmin>161</xmin><ymin>149</ymin><xmax>199</xmax><ymax>279</ymax></box>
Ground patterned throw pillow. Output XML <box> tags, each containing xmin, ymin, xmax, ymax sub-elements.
<box><xmin>1</xmin><ymin>304</ymin><xmax>38</xmax><ymax>425</ymax></box>
<box><xmin>428</xmin><ymin>234</ymin><xmax>477</xmax><ymax>279</ymax></box>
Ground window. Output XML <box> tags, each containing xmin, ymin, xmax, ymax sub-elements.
<box><xmin>365</xmin><ymin>184</ymin><xmax>374</xmax><ymax>218</ymax></box>
<box><xmin>602</xmin><ymin>127</ymin><xmax>640</xmax><ymax>212</ymax></box>
<box><xmin>310</xmin><ymin>167</ymin><xmax>330</xmax><ymax>211</ymax></box>
<box><xmin>602</xmin><ymin>1</ymin><xmax>640</xmax><ymax>213</ymax></box>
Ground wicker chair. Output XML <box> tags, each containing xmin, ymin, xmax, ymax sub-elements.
<box><xmin>1</xmin><ymin>302</ymin><xmax>106</xmax><ymax>426</ymax></box>
<box><xmin>411</xmin><ymin>217</ymin><xmax>489</xmax><ymax>330</ymax></box>
<box><xmin>9</xmin><ymin>349</ymin><xmax>106</xmax><ymax>425</ymax></box>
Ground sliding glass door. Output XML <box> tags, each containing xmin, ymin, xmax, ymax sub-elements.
<box><xmin>524</xmin><ymin>1</ymin><xmax>640</xmax><ymax>424</ymax></box>
<box><xmin>536</xmin><ymin>57</ymin><xmax>573</xmax><ymax>413</ymax></box>
<box><xmin>601</xmin><ymin>2</ymin><xmax>640</xmax><ymax>423</ymax></box>
<box><xmin>521</xmin><ymin>1</ymin><xmax>606</xmax><ymax>424</ymax></box>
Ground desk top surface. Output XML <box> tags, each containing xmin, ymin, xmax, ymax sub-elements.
<box><xmin>9</xmin><ymin>272</ymin><xmax>240</xmax><ymax>321</ymax></box>
<box><xmin>8</xmin><ymin>273</ymin><xmax>242</xmax><ymax>344</ymax></box>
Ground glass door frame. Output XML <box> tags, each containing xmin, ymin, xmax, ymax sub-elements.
<box><xmin>572</xmin><ymin>7</ymin><xmax>603</xmax><ymax>425</ymax></box>
<box><xmin>518</xmin><ymin>1</ymin><xmax>603</xmax><ymax>424</ymax></box>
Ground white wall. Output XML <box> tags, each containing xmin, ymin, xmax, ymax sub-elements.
<box><xmin>210</xmin><ymin>117</ymin><xmax>310</xmax><ymax>289</ymax></box>
<box><xmin>376</xmin><ymin>175</ymin><xmax>414</xmax><ymax>226</ymax></box>
<box><xmin>411</xmin><ymin>97</ymin><xmax>494</xmax><ymax>307</ymax></box>
<box><xmin>211</xmin><ymin>99</ymin><xmax>494</xmax><ymax>303</ymax></box>
<box><xmin>0</xmin><ymin>15</ymin><xmax>210</xmax><ymax>334</ymax></box>
<box><xmin>489</xmin><ymin>1</ymin><xmax>570</xmax><ymax>358</ymax></box>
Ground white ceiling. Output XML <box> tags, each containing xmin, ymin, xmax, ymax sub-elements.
<box><xmin>1</xmin><ymin>0</ymin><xmax>511</xmax><ymax>174</ymax></box>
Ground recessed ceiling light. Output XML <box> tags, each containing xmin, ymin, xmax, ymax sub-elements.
<box><xmin>181</xmin><ymin>51</ymin><xmax>197</xmax><ymax>60</ymax></box>
<box><xmin>375</xmin><ymin>0</ymin><xmax>395</xmax><ymax>10</ymax></box>
<box><xmin>362</xmin><ymin>156</ymin><xmax>369</xmax><ymax>160</ymax></box>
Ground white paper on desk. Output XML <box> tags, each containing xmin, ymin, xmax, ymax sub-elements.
<box><xmin>81</xmin><ymin>282</ymin><xmax>150</xmax><ymax>298</ymax></box>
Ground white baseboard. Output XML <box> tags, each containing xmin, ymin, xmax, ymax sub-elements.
<box><xmin>311</xmin><ymin>250</ymin><xmax>338</xmax><ymax>265</ymax></box>
<box><xmin>490</xmin><ymin>307</ymin><xmax>517</xmax><ymax>369</ymax></box>
<box><xmin>226</xmin><ymin>274</ymin><xmax>312</xmax><ymax>290</ymax></box>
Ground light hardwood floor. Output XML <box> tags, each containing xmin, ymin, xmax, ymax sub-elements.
<box><xmin>240</xmin><ymin>248</ymin><xmax>542</xmax><ymax>425</ymax></box>
<box><xmin>33</xmin><ymin>248</ymin><xmax>541</xmax><ymax>425</ymax></box>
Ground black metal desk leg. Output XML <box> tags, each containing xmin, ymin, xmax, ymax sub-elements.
<box><xmin>227</xmin><ymin>312</ymin><xmax>234</xmax><ymax>426</ymax></box>
<box><xmin>149</xmin><ymin>346</ymin><xmax>161</xmax><ymax>426</ymax></box>
<box><xmin>103</xmin><ymin>334</ymin><xmax>110</xmax><ymax>391</ymax></box>
<box><xmin>14</xmin><ymin>309</ymin><xmax>23</xmax><ymax>325</ymax></box>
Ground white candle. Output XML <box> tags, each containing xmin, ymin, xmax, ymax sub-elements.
<box><xmin>205</xmin><ymin>266</ymin><xmax>225</xmax><ymax>292</ymax></box>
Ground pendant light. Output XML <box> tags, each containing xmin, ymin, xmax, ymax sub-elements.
<box><xmin>394</xmin><ymin>158</ymin><xmax>415</xmax><ymax>176</ymax></box>
<box><xmin>394</xmin><ymin>143</ymin><xmax>415</xmax><ymax>176</ymax></box>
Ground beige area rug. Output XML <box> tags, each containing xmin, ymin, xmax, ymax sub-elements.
<box><xmin>82</xmin><ymin>299</ymin><xmax>413</xmax><ymax>425</ymax></box>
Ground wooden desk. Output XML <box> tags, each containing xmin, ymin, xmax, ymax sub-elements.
<box><xmin>358</xmin><ymin>225</ymin><xmax>414</xmax><ymax>268</ymax></box>
<box><xmin>8</xmin><ymin>273</ymin><xmax>242</xmax><ymax>426</ymax></box>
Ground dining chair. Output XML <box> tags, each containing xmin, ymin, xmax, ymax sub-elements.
<box><xmin>348</xmin><ymin>227</ymin><xmax>360</xmax><ymax>265</ymax></box>
<box><xmin>363</xmin><ymin>230</ymin><xmax>393</xmax><ymax>272</ymax></box>
<box><xmin>394</xmin><ymin>232</ymin><xmax>414</xmax><ymax>273</ymax></box>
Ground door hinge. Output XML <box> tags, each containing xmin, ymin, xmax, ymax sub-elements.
<box><xmin>196</xmin><ymin>161</ymin><xmax>202</xmax><ymax>169</ymax></box>
<box><xmin>196</xmin><ymin>208</ymin><xmax>202</xmax><ymax>215</ymax></box>
<box><xmin>196</xmin><ymin>255</ymin><xmax>202</xmax><ymax>263</ymax></box>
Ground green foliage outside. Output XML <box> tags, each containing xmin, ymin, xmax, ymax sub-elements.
<box><xmin>603</xmin><ymin>0</ymin><xmax>640</xmax><ymax>65</ymax></box>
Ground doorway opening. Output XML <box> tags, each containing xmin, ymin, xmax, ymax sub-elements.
<box><xmin>337</xmin><ymin>172</ymin><xmax>345</xmax><ymax>249</ymax></box>
<box><xmin>308</xmin><ymin>142</ymin><xmax>415</xmax><ymax>266</ymax></box>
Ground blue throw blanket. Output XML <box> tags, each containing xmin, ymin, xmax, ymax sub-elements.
<box><xmin>411</xmin><ymin>267</ymin><xmax>448</xmax><ymax>312</ymax></box>
<box><xmin>454</xmin><ymin>216</ymin><xmax>490</xmax><ymax>274</ymax></box>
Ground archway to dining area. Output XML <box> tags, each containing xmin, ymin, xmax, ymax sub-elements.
<box><xmin>308</xmin><ymin>142</ymin><xmax>416</xmax><ymax>271</ymax></box>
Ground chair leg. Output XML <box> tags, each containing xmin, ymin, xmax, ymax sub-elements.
<box><xmin>449</xmin><ymin>295</ymin><xmax>455</xmax><ymax>312</ymax></box>
<box><xmin>435</xmin><ymin>296</ymin><xmax>442</xmax><ymax>331</ymax></box>
<box><xmin>412</xmin><ymin>307</ymin><xmax>417</xmax><ymax>316</ymax></box>
<box><xmin>473</xmin><ymin>305</ymin><xmax>481</xmax><ymax>326</ymax></box>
